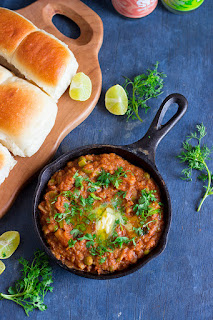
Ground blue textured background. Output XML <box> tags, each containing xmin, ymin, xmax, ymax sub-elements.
<box><xmin>0</xmin><ymin>1</ymin><xmax>212</xmax><ymax>319</ymax></box>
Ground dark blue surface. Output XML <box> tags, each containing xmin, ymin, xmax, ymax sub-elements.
<box><xmin>0</xmin><ymin>1</ymin><xmax>213</xmax><ymax>319</ymax></box>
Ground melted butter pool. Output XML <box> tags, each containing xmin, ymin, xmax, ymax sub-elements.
<box><xmin>95</xmin><ymin>206</ymin><xmax>127</xmax><ymax>240</ymax></box>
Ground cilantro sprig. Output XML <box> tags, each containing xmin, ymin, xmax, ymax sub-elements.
<box><xmin>111</xmin><ymin>236</ymin><xmax>136</xmax><ymax>248</ymax></box>
<box><xmin>133</xmin><ymin>189</ymin><xmax>160</xmax><ymax>235</ymax></box>
<box><xmin>73</xmin><ymin>172</ymin><xmax>84</xmax><ymax>190</ymax></box>
<box><xmin>178</xmin><ymin>123</ymin><xmax>213</xmax><ymax>211</ymax></box>
<box><xmin>123</xmin><ymin>62</ymin><xmax>166</xmax><ymax>122</ymax></box>
<box><xmin>134</xmin><ymin>189</ymin><xmax>159</xmax><ymax>221</ymax></box>
<box><xmin>97</xmin><ymin>167</ymin><xmax>127</xmax><ymax>189</ymax></box>
<box><xmin>75</xmin><ymin>231</ymin><xmax>136</xmax><ymax>258</ymax></box>
<box><xmin>133</xmin><ymin>220</ymin><xmax>156</xmax><ymax>236</ymax></box>
<box><xmin>0</xmin><ymin>250</ymin><xmax>53</xmax><ymax>316</ymax></box>
<box><xmin>100</xmin><ymin>257</ymin><xmax>107</xmax><ymax>264</ymax></box>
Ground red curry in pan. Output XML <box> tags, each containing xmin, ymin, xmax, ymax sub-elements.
<box><xmin>38</xmin><ymin>153</ymin><xmax>164</xmax><ymax>274</ymax></box>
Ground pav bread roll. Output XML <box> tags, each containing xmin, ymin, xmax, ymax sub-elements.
<box><xmin>0</xmin><ymin>8</ymin><xmax>37</xmax><ymax>61</ymax></box>
<box><xmin>0</xmin><ymin>66</ymin><xmax>58</xmax><ymax>157</ymax></box>
<box><xmin>0</xmin><ymin>143</ymin><xmax>16</xmax><ymax>185</ymax></box>
<box><xmin>12</xmin><ymin>30</ymin><xmax>78</xmax><ymax>101</ymax></box>
<box><xmin>0</xmin><ymin>8</ymin><xmax>78</xmax><ymax>101</ymax></box>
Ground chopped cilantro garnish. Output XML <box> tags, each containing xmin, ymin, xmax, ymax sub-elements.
<box><xmin>74</xmin><ymin>172</ymin><xmax>84</xmax><ymax>190</ymax></box>
<box><xmin>87</xmin><ymin>187</ymin><xmax>97</xmax><ymax>192</ymax></box>
<box><xmin>68</xmin><ymin>239</ymin><xmax>77</xmax><ymax>248</ymax></box>
<box><xmin>97</xmin><ymin>167</ymin><xmax>127</xmax><ymax>189</ymax></box>
<box><xmin>133</xmin><ymin>227</ymin><xmax>144</xmax><ymax>236</ymax></box>
<box><xmin>132</xmin><ymin>189</ymin><xmax>161</xmax><ymax>236</ymax></box>
<box><xmin>78</xmin><ymin>233</ymin><xmax>95</xmax><ymax>241</ymax></box>
<box><xmin>90</xmin><ymin>193</ymin><xmax>101</xmax><ymax>200</ymax></box>
<box><xmin>110</xmin><ymin>167</ymin><xmax>127</xmax><ymax>188</ymax></box>
<box><xmin>133</xmin><ymin>221</ymin><xmax>156</xmax><ymax>237</ymax></box>
<box><xmin>70</xmin><ymin>229</ymin><xmax>82</xmax><ymax>238</ymax></box>
<box><xmin>63</xmin><ymin>202</ymin><xmax>70</xmax><ymax>211</ymax></box>
<box><xmin>116</xmin><ymin>190</ymin><xmax>127</xmax><ymax>198</ymax></box>
<box><xmin>100</xmin><ymin>257</ymin><xmax>107</xmax><ymax>264</ymax></box>
<box><xmin>54</xmin><ymin>213</ymin><xmax>65</xmax><ymax>222</ymax></box>
<box><xmin>97</xmin><ymin>170</ymin><xmax>111</xmax><ymax>187</ymax></box>
<box><xmin>133</xmin><ymin>189</ymin><xmax>160</xmax><ymax>224</ymax></box>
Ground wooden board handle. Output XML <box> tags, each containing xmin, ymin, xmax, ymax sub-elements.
<box><xmin>17</xmin><ymin>0</ymin><xmax>103</xmax><ymax>52</ymax></box>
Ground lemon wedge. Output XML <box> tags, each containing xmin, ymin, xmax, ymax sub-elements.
<box><xmin>69</xmin><ymin>72</ymin><xmax>92</xmax><ymax>101</ymax></box>
<box><xmin>0</xmin><ymin>231</ymin><xmax>20</xmax><ymax>259</ymax></box>
<box><xmin>0</xmin><ymin>260</ymin><xmax>5</xmax><ymax>274</ymax></box>
<box><xmin>105</xmin><ymin>84</ymin><xmax>128</xmax><ymax>115</ymax></box>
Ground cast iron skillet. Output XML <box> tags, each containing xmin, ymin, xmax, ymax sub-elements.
<box><xmin>33</xmin><ymin>93</ymin><xmax>188</xmax><ymax>279</ymax></box>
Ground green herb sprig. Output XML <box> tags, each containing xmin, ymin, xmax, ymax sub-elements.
<box><xmin>111</xmin><ymin>236</ymin><xmax>136</xmax><ymax>248</ymax></box>
<box><xmin>133</xmin><ymin>189</ymin><xmax>160</xmax><ymax>235</ymax></box>
<box><xmin>177</xmin><ymin>123</ymin><xmax>213</xmax><ymax>211</ymax></box>
<box><xmin>76</xmin><ymin>231</ymin><xmax>136</xmax><ymax>258</ymax></box>
<box><xmin>97</xmin><ymin>167</ymin><xmax>127</xmax><ymax>189</ymax></box>
<box><xmin>73</xmin><ymin>172</ymin><xmax>84</xmax><ymax>190</ymax></box>
<box><xmin>123</xmin><ymin>62</ymin><xmax>166</xmax><ymax>122</ymax></box>
<box><xmin>100</xmin><ymin>257</ymin><xmax>107</xmax><ymax>264</ymax></box>
<box><xmin>0</xmin><ymin>250</ymin><xmax>53</xmax><ymax>316</ymax></box>
<box><xmin>133</xmin><ymin>220</ymin><xmax>156</xmax><ymax>236</ymax></box>
<box><xmin>134</xmin><ymin>189</ymin><xmax>159</xmax><ymax>221</ymax></box>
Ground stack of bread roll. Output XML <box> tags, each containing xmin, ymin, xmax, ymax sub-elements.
<box><xmin>0</xmin><ymin>8</ymin><xmax>79</xmax><ymax>186</ymax></box>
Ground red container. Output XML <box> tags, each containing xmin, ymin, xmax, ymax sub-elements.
<box><xmin>112</xmin><ymin>0</ymin><xmax>158</xmax><ymax>18</ymax></box>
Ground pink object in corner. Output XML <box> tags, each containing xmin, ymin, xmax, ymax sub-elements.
<box><xmin>112</xmin><ymin>0</ymin><xmax>158</xmax><ymax>18</ymax></box>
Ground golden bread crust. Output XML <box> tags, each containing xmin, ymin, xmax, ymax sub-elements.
<box><xmin>0</xmin><ymin>8</ymin><xmax>36</xmax><ymax>57</ymax></box>
<box><xmin>0</xmin><ymin>80</ymin><xmax>42</xmax><ymax>136</ymax></box>
<box><xmin>14</xmin><ymin>31</ymin><xmax>71</xmax><ymax>86</ymax></box>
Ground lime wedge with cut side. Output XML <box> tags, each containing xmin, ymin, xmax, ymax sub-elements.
<box><xmin>0</xmin><ymin>231</ymin><xmax>20</xmax><ymax>259</ymax></box>
<box><xmin>105</xmin><ymin>84</ymin><xmax>128</xmax><ymax>115</ymax></box>
<box><xmin>69</xmin><ymin>72</ymin><xmax>92</xmax><ymax>101</ymax></box>
<box><xmin>0</xmin><ymin>260</ymin><xmax>5</xmax><ymax>274</ymax></box>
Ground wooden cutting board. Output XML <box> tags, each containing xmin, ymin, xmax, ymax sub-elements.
<box><xmin>0</xmin><ymin>0</ymin><xmax>103</xmax><ymax>218</ymax></box>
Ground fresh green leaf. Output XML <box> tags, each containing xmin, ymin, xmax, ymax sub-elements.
<box><xmin>100</xmin><ymin>257</ymin><xmax>107</xmax><ymax>264</ymax></box>
<box><xmin>70</xmin><ymin>229</ymin><xmax>82</xmax><ymax>238</ymax></box>
<box><xmin>90</xmin><ymin>193</ymin><xmax>101</xmax><ymax>200</ymax></box>
<box><xmin>74</xmin><ymin>172</ymin><xmax>84</xmax><ymax>190</ymax></box>
<box><xmin>133</xmin><ymin>189</ymin><xmax>158</xmax><ymax>220</ymax></box>
<box><xmin>0</xmin><ymin>250</ymin><xmax>53</xmax><ymax>316</ymax></box>
<box><xmin>97</xmin><ymin>167</ymin><xmax>127</xmax><ymax>189</ymax></box>
<box><xmin>177</xmin><ymin>123</ymin><xmax>213</xmax><ymax>211</ymax></box>
<box><xmin>122</xmin><ymin>62</ymin><xmax>166</xmax><ymax>122</ymax></box>
<box><xmin>68</xmin><ymin>239</ymin><xmax>77</xmax><ymax>248</ymax></box>
<box><xmin>110</xmin><ymin>167</ymin><xmax>127</xmax><ymax>188</ymax></box>
<box><xmin>97</xmin><ymin>170</ymin><xmax>111</xmax><ymax>187</ymax></box>
<box><xmin>78</xmin><ymin>233</ymin><xmax>96</xmax><ymax>241</ymax></box>
<box><xmin>116</xmin><ymin>190</ymin><xmax>127</xmax><ymax>198</ymax></box>
<box><xmin>112</xmin><ymin>236</ymin><xmax>133</xmax><ymax>248</ymax></box>
<box><xmin>133</xmin><ymin>227</ymin><xmax>145</xmax><ymax>236</ymax></box>
<box><xmin>63</xmin><ymin>202</ymin><xmax>70</xmax><ymax>211</ymax></box>
<box><xmin>198</xmin><ymin>172</ymin><xmax>213</xmax><ymax>182</ymax></box>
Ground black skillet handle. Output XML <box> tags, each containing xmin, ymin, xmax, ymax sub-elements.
<box><xmin>128</xmin><ymin>93</ymin><xmax>188</xmax><ymax>165</ymax></box>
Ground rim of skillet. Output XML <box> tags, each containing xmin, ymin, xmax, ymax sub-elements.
<box><xmin>33</xmin><ymin>144</ymin><xmax>172</xmax><ymax>280</ymax></box>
